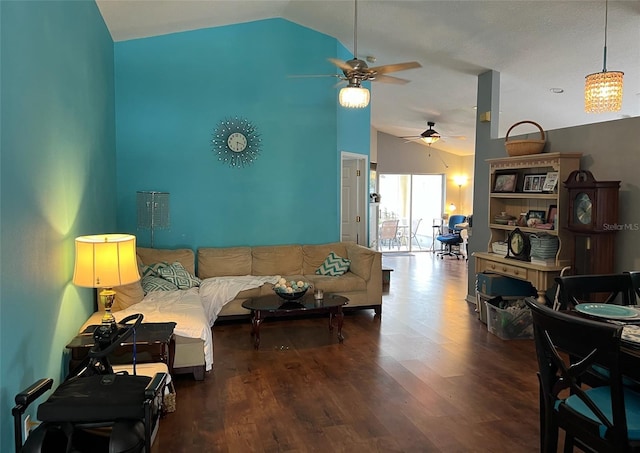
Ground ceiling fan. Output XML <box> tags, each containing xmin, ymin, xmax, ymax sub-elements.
<box><xmin>295</xmin><ymin>0</ymin><xmax>421</xmax><ymax>107</ymax></box>
<box><xmin>401</xmin><ymin>121</ymin><xmax>442</xmax><ymax>145</ymax></box>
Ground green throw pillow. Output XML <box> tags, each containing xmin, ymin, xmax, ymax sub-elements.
<box><xmin>142</xmin><ymin>275</ymin><xmax>178</xmax><ymax>294</ymax></box>
<box><xmin>140</xmin><ymin>261</ymin><xmax>170</xmax><ymax>278</ymax></box>
<box><xmin>157</xmin><ymin>262</ymin><xmax>201</xmax><ymax>289</ymax></box>
<box><xmin>316</xmin><ymin>252</ymin><xmax>351</xmax><ymax>276</ymax></box>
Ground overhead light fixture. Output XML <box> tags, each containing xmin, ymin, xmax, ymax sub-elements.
<box><xmin>421</xmin><ymin>122</ymin><xmax>441</xmax><ymax>145</ymax></box>
<box><xmin>339</xmin><ymin>82</ymin><xmax>370</xmax><ymax>108</ymax></box>
<box><xmin>585</xmin><ymin>0</ymin><xmax>624</xmax><ymax>113</ymax></box>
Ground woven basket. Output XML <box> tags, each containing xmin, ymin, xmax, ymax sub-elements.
<box><xmin>505</xmin><ymin>120</ymin><xmax>546</xmax><ymax>157</ymax></box>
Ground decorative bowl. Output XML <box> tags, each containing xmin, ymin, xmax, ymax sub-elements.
<box><xmin>274</xmin><ymin>287</ymin><xmax>308</xmax><ymax>301</ymax></box>
<box><xmin>273</xmin><ymin>278</ymin><xmax>310</xmax><ymax>300</ymax></box>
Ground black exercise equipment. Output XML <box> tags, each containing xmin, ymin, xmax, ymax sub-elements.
<box><xmin>12</xmin><ymin>314</ymin><xmax>167</xmax><ymax>453</ymax></box>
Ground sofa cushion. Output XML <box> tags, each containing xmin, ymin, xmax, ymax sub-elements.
<box><xmin>302</xmin><ymin>243</ymin><xmax>348</xmax><ymax>274</ymax></box>
<box><xmin>197</xmin><ymin>247</ymin><xmax>251</xmax><ymax>278</ymax></box>
<box><xmin>157</xmin><ymin>262</ymin><xmax>201</xmax><ymax>289</ymax></box>
<box><xmin>111</xmin><ymin>281</ymin><xmax>145</xmax><ymax>311</ymax></box>
<box><xmin>316</xmin><ymin>252</ymin><xmax>351</xmax><ymax>276</ymax></box>
<box><xmin>252</xmin><ymin>245</ymin><xmax>303</xmax><ymax>276</ymax></box>
<box><xmin>137</xmin><ymin>247</ymin><xmax>195</xmax><ymax>275</ymax></box>
<box><xmin>345</xmin><ymin>243</ymin><xmax>376</xmax><ymax>281</ymax></box>
<box><xmin>306</xmin><ymin>272</ymin><xmax>366</xmax><ymax>293</ymax></box>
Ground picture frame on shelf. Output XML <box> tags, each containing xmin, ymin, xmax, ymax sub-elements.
<box><xmin>523</xmin><ymin>174</ymin><xmax>547</xmax><ymax>193</ymax></box>
<box><xmin>493</xmin><ymin>173</ymin><xmax>518</xmax><ymax>193</ymax></box>
<box><xmin>542</xmin><ymin>171</ymin><xmax>559</xmax><ymax>192</ymax></box>
<box><xmin>546</xmin><ymin>204</ymin><xmax>558</xmax><ymax>228</ymax></box>
<box><xmin>527</xmin><ymin>210</ymin><xmax>546</xmax><ymax>222</ymax></box>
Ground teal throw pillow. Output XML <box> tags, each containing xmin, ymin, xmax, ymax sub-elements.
<box><xmin>140</xmin><ymin>261</ymin><xmax>170</xmax><ymax>278</ymax></box>
<box><xmin>142</xmin><ymin>275</ymin><xmax>179</xmax><ymax>294</ymax></box>
<box><xmin>316</xmin><ymin>252</ymin><xmax>351</xmax><ymax>276</ymax></box>
<box><xmin>157</xmin><ymin>262</ymin><xmax>201</xmax><ymax>289</ymax></box>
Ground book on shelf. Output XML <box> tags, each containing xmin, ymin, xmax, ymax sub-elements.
<box><xmin>530</xmin><ymin>257</ymin><xmax>556</xmax><ymax>266</ymax></box>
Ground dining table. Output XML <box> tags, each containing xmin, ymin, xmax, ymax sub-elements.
<box><xmin>569</xmin><ymin>303</ymin><xmax>640</xmax><ymax>380</ymax></box>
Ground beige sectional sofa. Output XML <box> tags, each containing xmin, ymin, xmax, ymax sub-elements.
<box><xmin>83</xmin><ymin>241</ymin><xmax>381</xmax><ymax>381</ymax></box>
<box><xmin>197</xmin><ymin>242</ymin><xmax>382</xmax><ymax>319</ymax></box>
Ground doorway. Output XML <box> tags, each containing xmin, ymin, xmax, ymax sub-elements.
<box><xmin>340</xmin><ymin>152</ymin><xmax>368</xmax><ymax>246</ymax></box>
<box><xmin>378</xmin><ymin>174</ymin><xmax>444</xmax><ymax>252</ymax></box>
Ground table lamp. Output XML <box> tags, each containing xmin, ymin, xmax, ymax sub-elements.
<box><xmin>73</xmin><ymin>234</ymin><xmax>140</xmax><ymax>326</ymax></box>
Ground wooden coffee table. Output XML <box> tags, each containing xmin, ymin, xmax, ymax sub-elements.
<box><xmin>241</xmin><ymin>293</ymin><xmax>349</xmax><ymax>349</ymax></box>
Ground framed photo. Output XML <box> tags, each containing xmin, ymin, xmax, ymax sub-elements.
<box><xmin>542</xmin><ymin>171</ymin><xmax>559</xmax><ymax>192</ymax></box>
<box><xmin>527</xmin><ymin>210</ymin><xmax>546</xmax><ymax>222</ymax></box>
<box><xmin>546</xmin><ymin>204</ymin><xmax>558</xmax><ymax>228</ymax></box>
<box><xmin>493</xmin><ymin>173</ymin><xmax>518</xmax><ymax>193</ymax></box>
<box><xmin>523</xmin><ymin>174</ymin><xmax>547</xmax><ymax>193</ymax></box>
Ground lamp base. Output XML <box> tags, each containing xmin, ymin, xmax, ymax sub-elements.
<box><xmin>99</xmin><ymin>288</ymin><xmax>116</xmax><ymax>325</ymax></box>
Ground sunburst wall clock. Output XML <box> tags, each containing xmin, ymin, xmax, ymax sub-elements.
<box><xmin>212</xmin><ymin>117</ymin><xmax>262</xmax><ymax>168</ymax></box>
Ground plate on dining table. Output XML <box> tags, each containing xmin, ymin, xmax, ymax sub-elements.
<box><xmin>575</xmin><ymin>303</ymin><xmax>639</xmax><ymax>320</ymax></box>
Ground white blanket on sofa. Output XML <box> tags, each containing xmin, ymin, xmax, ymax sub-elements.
<box><xmin>199</xmin><ymin>275</ymin><xmax>279</xmax><ymax>325</ymax></box>
<box><xmin>103</xmin><ymin>288</ymin><xmax>214</xmax><ymax>371</ymax></box>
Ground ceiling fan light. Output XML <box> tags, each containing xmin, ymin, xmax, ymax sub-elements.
<box><xmin>339</xmin><ymin>86</ymin><xmax>370</xmax><ymax>108</ymax></box>
<box><xmin>584</xmin><ymin>70</ymin><xmax>624</xmax><ymax>113</ymax></box>
<box><xmin>421</xmin><ymin>135</ymin><xmax>440</xmax><ymax>145</ymax></box>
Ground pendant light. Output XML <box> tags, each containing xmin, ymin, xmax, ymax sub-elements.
<box><xmin>584</xmin><ymin>0</ymin><xmax>624</xmax><ymax>113</ymax></box>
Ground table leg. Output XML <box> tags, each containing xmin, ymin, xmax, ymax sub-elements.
<box><xmin>328</xmin><ymin>307</ymin><xmax>345</xmax><ymax>343</ymax></box>
<box><xmin>250</xmin><ymin>310</ymin><xmax>262</xmax><ymax>350</ymax></box>
<box><xmin>336</xmin><ymin>306</ymin><xmax>344</xmax><ymax>343</ymax></box>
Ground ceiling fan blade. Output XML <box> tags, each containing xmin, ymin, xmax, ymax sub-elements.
<box><xmin>328</xmin><ymin>58</ymin><xmax>354</xmax><ymax>72</ymax></box>
<box><xmin>368</xmin><ymin>61</ymin><xmax>421</xmax><ymax>75</ymax></box>
<box><xmin>372</xmin><ymin>74</ymin><xmax>410</xmax><ymax>85</ymax></box>
<box><xmin>288</xmin><ymin>74</ymin><xmax>343</xmax><ymax>79</ymax></box>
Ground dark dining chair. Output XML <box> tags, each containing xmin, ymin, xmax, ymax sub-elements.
<box><xmin>526</xmin><ymin>298</ymin><xmax>640</xmax><ymax>453</ymax></box>
<box><xmin>626</xmin><ymin>271</ymin><xmax>640</xmax><ymax>303</ymax></box>
<box><xmin>555</xmin><ymin>273</ymin><xmax>634</xmax><ymax>311</ymax></box>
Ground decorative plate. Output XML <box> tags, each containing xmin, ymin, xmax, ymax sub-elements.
<box><xmin>575</xmin><ymin>303</ymin><xmax>639</xmax><ymax>320</ymax></box>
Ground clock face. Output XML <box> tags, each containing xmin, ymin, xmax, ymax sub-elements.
<box><xmin>227</xmin><ymin>132</ymin><xmax>247</xmax><ymax>153</ymax></box>
<box><xmin>574</xmin><ymin>192</ymin><xmax>592</xmax><ymax>225</ymax></box>
<box><xmin>507</xmin><ymin>228</ymin><xmax>529</xmax><ymax>261</ymax></box>
<box><xmin>510</xmin><ymin>231</ymin><xmax>524</xmax><ymax>254</ymax></box>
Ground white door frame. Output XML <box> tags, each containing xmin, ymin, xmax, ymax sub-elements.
<box><xmin>340</xmin><ymin>151</ymin><xmax>368</xmax><ymax>245</ymax></box>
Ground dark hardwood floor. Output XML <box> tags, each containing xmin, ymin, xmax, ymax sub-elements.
<box><xmin>155</xmin><ymin>253</ymin><xmax>541</xmax><ymax>452</ymax></box>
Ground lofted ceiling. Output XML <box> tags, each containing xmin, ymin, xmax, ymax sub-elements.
<box><xmin>96</xmin><ymin>0</ymin><xmax>640</xmax><ymax>156</ymax></box>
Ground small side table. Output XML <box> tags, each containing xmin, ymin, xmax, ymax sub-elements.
<box><xmin>66</xmin><ymin>322</ymin><xmax>176</xmax><ymax>374</ymax></box>
<box><xmin>382</xmin><ymin>267</ymin><xmax>393</xmax><ymax>291</ymax></box>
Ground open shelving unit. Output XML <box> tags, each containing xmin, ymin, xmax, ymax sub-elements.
<box><xmin>473</xmin><ymin>152</ymin><xmax>582</xmax><ymax>302</ymax></box>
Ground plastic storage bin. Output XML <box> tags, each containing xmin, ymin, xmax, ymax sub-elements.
<box><xmin>476</xmin><ymin>292</ymin><xmax>522</xmax><ymax>324</ymax></box>
<box><xmin>484</xmin><ymin>300</ymin><xmax>533</xmax><ymax>340</ymax></box>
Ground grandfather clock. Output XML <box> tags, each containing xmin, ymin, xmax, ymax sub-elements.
<box><xmin>564</xmin><ymin>170</ymin><xmax>620</xmax><ymax>275</ymax></box>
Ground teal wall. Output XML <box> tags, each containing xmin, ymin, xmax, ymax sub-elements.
<box><xmin>0</xmin><ymin>1</ymin><xmax>115</xmax><ymax>449</ymax></box>
<box><xmin>114</xmin><ymin>19</ymin><xmax>371</xmax><ymax>249</ymax></box>
<box><xmin>0</xmin><ymin>11</ymin><xmax>368</xmax><ymax>448</ymax></box>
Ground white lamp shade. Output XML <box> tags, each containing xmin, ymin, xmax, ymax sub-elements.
<box><xmin>584</xmin><ymin>70</ymin><xmax>624</xmax><ymax>113</ymax></box>
<box><xmin>339</xmin><ymin>86</ymin><xmax>370</xmax><ymax>108</ymax></box>
<box><xmin>73</xmin><ymin>234</ymin><xmax>140</xmax><ymax>288</ymax></box>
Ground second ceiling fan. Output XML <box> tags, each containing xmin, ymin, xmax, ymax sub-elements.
<box><xmin>329</xmin><ymin>0</ymin><xmax>422</xmax><ymax>107</ymax></box>
<box><xmin>401</xmin><ymin>122</ymin><xmax>442</xmax><ymax>145</ymax></box>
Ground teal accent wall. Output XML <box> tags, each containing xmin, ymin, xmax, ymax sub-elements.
<box><xmin>114</xmin><ymin>19</ymin><xmax>370</xmax><ymax>249</ymax></box>
<box><xmin>0</xmin><ymin>1</ymin><xmax>115</xmax><ymax>449</ymax></box>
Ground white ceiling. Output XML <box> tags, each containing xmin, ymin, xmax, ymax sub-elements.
<box><xmin>96</xmin><ymin>0</ymin><xmax>640</xmax><ymax>156</ymax></box>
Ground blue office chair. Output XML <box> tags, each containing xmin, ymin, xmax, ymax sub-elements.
<box><xmin>436</xmin><ymin>215</ymin><xmax>467</xmax><ymax>259</ymax></box>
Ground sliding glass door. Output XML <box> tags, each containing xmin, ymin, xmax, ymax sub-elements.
<box><xmin>377</xmin><ymin>174</ymin><xmax>444</xmax><ymax>252</ymax></box>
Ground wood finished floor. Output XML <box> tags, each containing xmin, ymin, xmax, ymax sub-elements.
<box><xmin>155</xmin><ymin>253</ymin><xmax>541</xmax><ymax>452</ymax></box>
